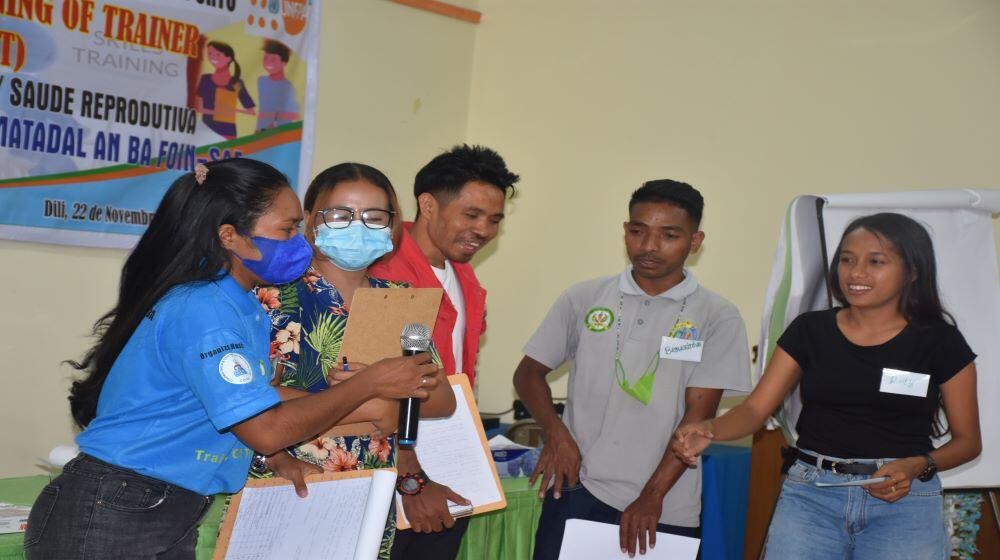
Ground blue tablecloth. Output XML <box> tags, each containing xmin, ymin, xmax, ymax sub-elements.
<box><xmin>701</xmin><ymin>444</ymin><xmax>751</xmax><ymax>560</ymax></box>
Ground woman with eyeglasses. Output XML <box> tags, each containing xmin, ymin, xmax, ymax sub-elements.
<box><xmin>24</xmin><ymin>159</ymin><xmax>439</xmax><ymax>559</ymax></box>
<box><xmin>251</xmin><ymin>163</ymin><xmax>457</xmax><ymax>559</ymax></box>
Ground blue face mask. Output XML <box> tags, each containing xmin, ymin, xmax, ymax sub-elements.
<box><xmin>314</xmin><ymin>222</ymin><xmax>394</xmax><ymax>271</ymax></box>
<box><xmin>241</xmin><ymin>233</ymin><xmax>313</xmax><ymax>285</ymax></box>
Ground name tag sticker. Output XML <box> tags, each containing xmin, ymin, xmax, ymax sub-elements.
<box><xmin>879</xmin><ymin>368</ymin><xmax>930</xmax><ymax>398</ymax></box>
<box><xmin>660</xmin><ymin>336</ymin><xmax>703</xmax><ymax>362</ymax></box>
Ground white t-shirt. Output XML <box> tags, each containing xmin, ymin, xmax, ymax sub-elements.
<box><xmin>432</xmin><ymin>261</ymin><xmax>466</xmax><ymax>373</ymax></box>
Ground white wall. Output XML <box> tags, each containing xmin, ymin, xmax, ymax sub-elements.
<box><xmin>466</xmin><ymin>1</ymin><xmax>1000</xmax><ymax>422</ymax></box>
<box><xmin>0</xmin><ymin>0</ymin><xmax>478</xmax><ymax>476</ymax></box>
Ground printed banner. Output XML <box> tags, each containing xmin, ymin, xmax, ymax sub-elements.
<box><xmin>0</xmin><ymin>0</ymin><xmax>320</xmax><ymax>248</ymax></box>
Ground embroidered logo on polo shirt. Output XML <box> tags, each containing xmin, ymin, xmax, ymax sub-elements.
<box><xmin>584</xmin><ymin>307</ymin><xmax>614</xmax><ymax>333</ymax></box>
<box><xmin>219</xmin><ymin>353</ymin><xmax>254</xmax><ymax>385</ymax></box>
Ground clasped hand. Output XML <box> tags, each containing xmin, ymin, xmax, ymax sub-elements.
<box><xmin>669</xmin><ymin>420</ymin><xmax>715</xmax><ymax>466</ymax></box>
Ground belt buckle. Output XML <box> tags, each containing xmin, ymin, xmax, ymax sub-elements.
<box><xmin>831</xmin><ymin>460</ymin><xmax>853</xmax><ymax>474</ymax></box>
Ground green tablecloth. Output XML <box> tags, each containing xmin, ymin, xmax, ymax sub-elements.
<box><xmin>457</xmin><ymin>477</ymin><xmax>541</xmax><ymax>560</ymax></box>
<box><xmin>0</xmin><ymin>475</ymin><xmax>541</xmax><ymax>560</ymax></box>
<box><xmin>0</xmin><ymin>476</ymin><xmax>49</xmax><ymax>560</ymax></box>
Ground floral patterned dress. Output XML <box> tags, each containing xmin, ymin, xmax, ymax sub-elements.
<box><xmin>252</xmin><ymin>266</ymin><xmax>407</xmax><ymax>559</ymax></box>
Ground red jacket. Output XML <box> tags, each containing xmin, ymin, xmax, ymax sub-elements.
<box><xmin>369</xmin><ymin>223</ymin><xmax>486</xmax><ymax>387</ymax></box>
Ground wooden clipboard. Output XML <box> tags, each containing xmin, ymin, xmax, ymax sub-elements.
<box><xmin>337</xmin><ymin>288</ymin><xmax>443</xmax><ymax>366</ymax></box>
<box><xmin>395</xmin><ymin>374</ymin><xmax>507</xmax><ymax>529</ymax></box>
<box><xmin>214</xmin><ymin>469</ymin><xmax>396</xmax><ymax>560</ymax></box>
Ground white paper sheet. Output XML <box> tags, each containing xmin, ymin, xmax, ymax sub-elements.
<box><xmin>558</xmin><ymin>519</ymin><xmax>700</xmax><ymax>560</ymax></box>
<box><xmin>396</xmin><ymin>383</ymin><xmax>501</xmax><ymax>524</ymax></box>
<box><xmin>224</xmin><ymin>470</ymin><xmax>396</xmax><ymax>560</ymax></box>
<box><xmin>487</xmin><ymin>434</ymin><xmax>534</xmax><ymax>451</ymax></box>
<box><xmin>354</xmin><ymin>470</ymin><xmax>397</xmax><ymax>560</ymax></box>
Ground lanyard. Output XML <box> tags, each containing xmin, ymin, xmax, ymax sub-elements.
<box><xmin>613</xmin><ymin>292</ymin><xmax>687</xmax><ymax>405</ymax></box>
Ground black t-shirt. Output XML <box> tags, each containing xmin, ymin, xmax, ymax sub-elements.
<box><xmin>777</xmin><ymin>308</ymin><xmax>976</xmax><ymax>459</ymax></box>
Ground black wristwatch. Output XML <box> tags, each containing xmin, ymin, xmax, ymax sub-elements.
<box><xmin>396</xmin><ymin>470</ymin><xmax>429</xmax><ymax>496</ymax></box>
<box><xmin>917</xmin><ymin>454</ymin><xmax>938</xmax><ymax>482</ymax></box>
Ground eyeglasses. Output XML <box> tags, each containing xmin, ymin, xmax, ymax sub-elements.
<box><xmin>316</xmin><ymin>207</ymin><xmax>394</xmax><ymax>230</ymax></box>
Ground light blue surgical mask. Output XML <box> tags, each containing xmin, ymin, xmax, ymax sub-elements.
<box><xmin>314</xmin><ymin>222</ymin><xmax>393</xmax><ymax>271</ymax></box>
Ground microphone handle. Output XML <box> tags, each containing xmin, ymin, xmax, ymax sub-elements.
<box><xmin>398</xmin><ymin>348</ymin><xmax>424</xmax><ymax>448</ymax></box>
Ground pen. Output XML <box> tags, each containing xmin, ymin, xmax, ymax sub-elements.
<box><xmin>342</xmin><ymin>356</ymin><xmax>349</xmax><ymax>373</ymax></box>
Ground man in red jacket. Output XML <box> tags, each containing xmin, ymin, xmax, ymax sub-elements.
<box><xmin>371</xmin><ymin>144</ymin><xmax>519</xmax><ymax>560</ymax></box>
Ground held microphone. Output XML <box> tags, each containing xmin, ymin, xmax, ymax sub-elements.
<box><xmin>398</xmin><ymin>323</ymin><xmax>432</xmax><ymax>449</ymax></box>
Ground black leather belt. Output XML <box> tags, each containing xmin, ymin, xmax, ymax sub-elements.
<box><xmin>795</xmin><ymin>449</ymin><xmax>879</xmax><ymax>475</ymax></box>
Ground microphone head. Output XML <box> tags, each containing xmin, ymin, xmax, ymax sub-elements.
<box><xmin>400</xmin><ymin>323</ymin><xmax>432</xmax><ymax>352</ymax></box>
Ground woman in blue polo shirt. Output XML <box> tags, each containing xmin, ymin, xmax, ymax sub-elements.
<box><xmin>24</xmin><ymin>159</ymin><xmax>440</xmax><ymax>559</ymax></box>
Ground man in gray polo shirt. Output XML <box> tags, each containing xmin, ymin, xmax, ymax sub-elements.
<box><xmin>513</xmin><ymin>180</ymin><xmax>751</xmax><ymax>559</ymax></box>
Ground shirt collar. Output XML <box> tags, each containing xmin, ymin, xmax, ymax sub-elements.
<box><xmin>397</xmin><ymin>222</ymin><xmax>482</xmax><ymax>292</ymax></box>
<box><xmin>618</xmin><ymin>266</ymin><xmax>699</xmax><ymax>300</ymax></box>
<box><xmin>216</xmin><ymin>273</ymin><xmax>259</xmax><ymax>315</ymax></box>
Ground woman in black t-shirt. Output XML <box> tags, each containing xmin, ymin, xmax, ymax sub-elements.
<box><xmin>672</xmin><ymin>213</ymin><xmax>981</xmax><ymax>559</ymax></box>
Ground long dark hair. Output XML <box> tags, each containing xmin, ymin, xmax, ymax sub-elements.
<box><xmin>829</xmin><ymin>212</ymin><xmax>952</xmax><ymax>325</ymax></box>
<box><xmin>207</xmin><ymin>41</ymin><xmax>241</xmax><ymax>89</ymax></box>
<box><xmin>828</xmin><ymin>212</ymin><xmax>953</xmax><ymax>436</ymax></box>
<box><xmin>304</xmin><ymin>162</ymin><xmax>404</xmax><ymax>250</ymax></box>
<box><xmin>68</xmin><ymin>159</ymin><xmax>289</xmax><ymax>428</ymax></box>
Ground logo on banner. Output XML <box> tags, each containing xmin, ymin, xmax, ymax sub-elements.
<box><xmin>584</xmin><ymin>307</ymin><xmax>614</xmax><ymax>333</ymax></box>
<box><xmin>219</xmin><ymin>353</ymin><xmax>254</xmax><ymax>384</ymax></box>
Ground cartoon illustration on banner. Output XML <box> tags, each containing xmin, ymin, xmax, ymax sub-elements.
<box><xmin>0</xmin><ymin>0</ymin><xmax>319</xmax><ymax>247</ymax></box>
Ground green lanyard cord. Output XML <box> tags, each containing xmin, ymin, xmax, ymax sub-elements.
<box><xmin>613</xmin><ymin>292</ymin><xmax>687</xmax><ymax>405</ymax></box>
<box><xmin>614</xmin><ymin>353</ymin><xmax>659</xmax><ymax>405</ymax></box>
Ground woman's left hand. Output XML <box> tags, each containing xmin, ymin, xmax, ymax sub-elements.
<box><xmin>326</xmin><ymin>362</ymin><xmax>368</xmax><ymax>385</ymax></box>
<box><xmin>867</xmin><ymin>457</ymin><xmax>926</xmax><ymax>503</ymax></box>
<box><xmin>266</xmin><ymin>452</ymin><xmax>323</xmax><ymax>498</ymax></box>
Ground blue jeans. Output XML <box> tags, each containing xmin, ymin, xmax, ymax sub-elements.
<box><xmin>24</xmin><ymin>454</ymin><xmax>214</xmax><ymax>559</ymax></box>
<box><xmin>765</xmin><ymin>456</ymin><xmax>946</xmax><ymax>560</ymax></box>
<box><xmin>533</xmin><ymin>482</ymin><xmax>701</xmax><ymax>560</ymax></box>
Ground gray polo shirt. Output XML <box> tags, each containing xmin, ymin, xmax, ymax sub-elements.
<box><xmin>523</xmin><ymin>267</ymin><xmax>751</xmax><ymax>526</ymax></box>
